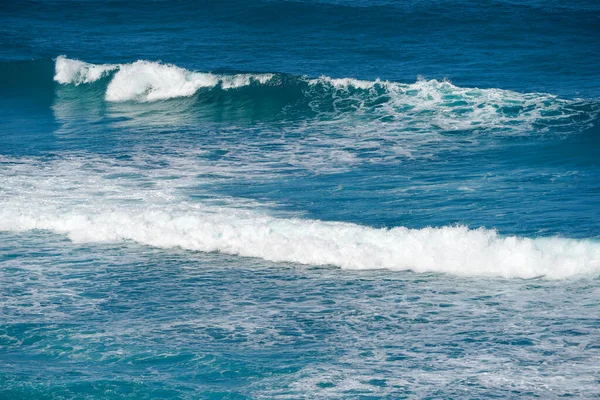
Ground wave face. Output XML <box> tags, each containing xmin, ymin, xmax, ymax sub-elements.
<box><xmin>52</xmin><ymin>56</ymin><xmax>599</xmax><ymax>135</ymax></box>
<box><xmin>1</xmin><ymin>155</ymin><xmax>598</xmax><ymax>279</ymax></box>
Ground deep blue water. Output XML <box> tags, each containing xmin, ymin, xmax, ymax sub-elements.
<box><xmin>1</xmin><ymin>1</ymin><xmax>600</xmax><ymax>398</ymax></box>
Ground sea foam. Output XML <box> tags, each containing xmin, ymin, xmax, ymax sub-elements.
<box><xmin>2</xmin><ymin>206</ymin><xmax>599</xmax><ymax>279</ymax></box>
<box><xmin>1</xmin><ymin>155</ymin><xmax>598</xmax><ymax>280</ymax></box>
<box><xmin>53</xmin><ymin>56</ymin><xmax>597</xmax><ymax>136</ymax></box>
<box><xmin>54</xmin><ymin>56</ymin><xmax>274</xmax><ymax>101</ymax></box>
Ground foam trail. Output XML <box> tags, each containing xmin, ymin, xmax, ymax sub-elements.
<box><xmin>1</xmin><ymin>155</ymin><xmax>599</xmax><ymax>279</ymax></box>
<box><xmin>0</xmin><ymin>156</ymin><xmax>600</xmax><ymax>279</ymax></box>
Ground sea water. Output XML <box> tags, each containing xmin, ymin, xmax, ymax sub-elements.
<box><xmin>1</xmin><ymin>1</ymin><xmax>599</xmax><ymax>398</ymax></box>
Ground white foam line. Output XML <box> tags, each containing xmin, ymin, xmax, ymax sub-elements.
<box><xmin>2</xmin><ymin>155</ymin><xmax>599</xmax><ymax>280</ymax></box>
<box><xmin>2</xmin><ymin>205</ymin><xmax>598</xmax><ymax>279</ymax></box>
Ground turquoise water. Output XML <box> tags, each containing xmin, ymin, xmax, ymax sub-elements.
<box><xmin>1</xmin><ymin>1</ymin><xmax>600</xmax><ymax>398</ymax></box>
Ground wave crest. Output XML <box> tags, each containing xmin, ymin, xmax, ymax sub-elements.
<box><xmin>54</xmin><ymin>56</ymin><xmax>118</xmax><ymax>85</ymax></box>
<box><xmin>52</xmin><ymin>56</ymin><xmax>599</xmax><ymax>135</ymax></box>
<box><xmin>55</xmin><ymin>56</ymin><xmax>274</xmax><ymax>101</ymax></box>
<box><xmin>2</xmin><ymin>154</ymin><xmax>599</xmax><ymax>280</ymax></box>
<box><xmin>3</xmin><ymin>206</ymin><xmax>599</xmax><ymax>279</ymax></box>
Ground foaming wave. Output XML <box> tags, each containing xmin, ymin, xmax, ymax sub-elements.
<box><xmin>2</xmin><ymin>206</ymin><xmax>599</xmax><ymax>279</ymax></box>
<box><xmin>1</xmin><ymin>155</ymin><xmax>598</xmax><ymax>280</ymax></box>
<box><xmin>54</xmin><ymin>56</ymin><xmax>274</xmax><ymax>101</ymax></box>
<box><xmin>305</xmin><ymin>75</ymin><xmax>598</xmax><ymax>133</ymax></box>
<box><xmin>54</xmin><ymin>56</ymin><xmax>118</xmax><ymax>85</ymax></box>
<box><xmin>54</xmin><ymin>56</ymin><xmax>598</xmax><ymax>134</ymax></box>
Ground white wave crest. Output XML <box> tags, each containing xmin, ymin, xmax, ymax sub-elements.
<box><xmin>1</xmin><ymin>155</ymin><xmax>599</xmax><ymax>279</ymax></box>
<box><xmin>54</xmin><ymin>56</ymin><xmax>274</xmax><ymax>101</ymax></box>
<box><xmin>2</xmin><ymin>207</ymin><xmax>599</xmax><ymax>279</ymax></box>
<box><xmin>53</xmin><ymin>57</ymin><xmax>598</xmax><ymax>135</ymax></box>
<box><xmin>54</xmin><ymin>55</ymin><xmax>118</xmax><ymax>85</ymax></box>
<box><xmin>308</xmin><ymin>76</ymin><xmax>382</xmax><ymax>90</ymax></box>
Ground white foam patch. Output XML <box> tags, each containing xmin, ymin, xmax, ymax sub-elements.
<box><xmin>54</xmin><ymin>55</ymin><xmax>118</xmax><ymax>85</ymax></box>
<box><xmin>105</xmin><ymin>62</ymin><xmax>274</xmax><ymax>102</ymax></box>
<box><xmin>305</xmin><ymin>76</ymin><xmax>596</xmax><ymax>134</ymax></box>
<box><xmin>54</xmin><ymin>56</ymin><xmax>274</xmax><ymax>101</ymax></box>
<box><xmin>1</xmin><ymin>156</ymin><xmax>599</xmax><ymax>280</ymax></box>
<box><xmin>3</xmin><ymin>209</ymin><xmax>599</xmax><ymax>279</ymax></box>
<box><xmin>309</xmin><ymin>76</ymin><xmax>381</xmax><ymax>90</ymax></box>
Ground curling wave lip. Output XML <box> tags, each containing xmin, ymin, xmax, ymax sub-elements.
<box><xmin>54</xmin><ymin>55</ymin><xmax>275</xmax><ymax>101</ymax></box>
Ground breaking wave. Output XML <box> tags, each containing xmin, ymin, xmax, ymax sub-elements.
<box><xmin>49</xmin><ymin>56</ymin><xmax>599</xmax><ymax>134</ymax></box>
<box><xmin>54</xmin><ymin>55</ymin><xmax>275</xmax><ymax>101</ymax></box>
<box><xmin>1</xmin><ymin>155</ymin><xmax>599</xmax><ymax>280</ymax></box>
<box><xmin>3</xmin><ymin>204</ymin><xmax>599</xmax><ymax>280</ymax></box>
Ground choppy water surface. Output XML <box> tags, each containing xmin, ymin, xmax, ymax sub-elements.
<box><xmin>1</xmin><ymin>0</ymin><xmax>599</xmax><ymax>398</ymax></box>
<box><xmin>2</xmin><ymin>234</ymin><xmax>599</xmax><ymax>398</ymax></box>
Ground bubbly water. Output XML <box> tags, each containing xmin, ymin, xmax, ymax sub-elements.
<box><xmin>1</xmin><ymin>1</ymin><xmax>599</xmax><ymax>398</ymax></box>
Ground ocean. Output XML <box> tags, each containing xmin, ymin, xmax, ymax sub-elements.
<box><xmin>1</xmin><ymin>0</ymin><xmax>599</xmax><ymax>398</ymax></box>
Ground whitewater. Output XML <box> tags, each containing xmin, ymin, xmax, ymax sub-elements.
<box><xmin>1</xmin><ymin>149</ymin><xmax>599</xmax><ymax>279</ymax></box>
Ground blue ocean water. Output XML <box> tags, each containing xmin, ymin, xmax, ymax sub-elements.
<box><xmin>1</xmin><ymin>0</ymin><xmax>600</xmax><ymax>398</ymax></box>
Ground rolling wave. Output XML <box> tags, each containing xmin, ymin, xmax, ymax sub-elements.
<box><xmin>4</xmin><ymin>206</ymin><xmax>599</xmax><ymax>280</ymax></box>
<box><xmin>1</xmin><ymin>56</ymin><xmax>597</xmax><ymax>134</ymax></box>
<box><xmin>50</xmin><ymin>56</ymin><xmax>599</xmax><ymax>135</ymax></box>
<box><xmin>54</xmin><ymin>56</ymin><xmax>275</xmax><ymax>101</ymax></box>
<box><xmin>1</xmin><ymin>155</ymin><xmax>598</xmax><ymax>279</ymax></box>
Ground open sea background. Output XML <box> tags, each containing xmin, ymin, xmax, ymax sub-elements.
<box><xmin>1</xmin><ymin>0</ymin><xmax>600</xmax><ymax>398</ymax></box>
